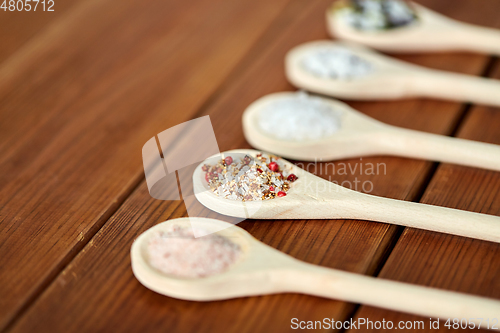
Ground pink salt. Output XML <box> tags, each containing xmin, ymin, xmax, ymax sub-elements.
<box><xmin>147</xmin><ymin>225</ymin><xmax>241</xmax><ymax>278</ymax></box>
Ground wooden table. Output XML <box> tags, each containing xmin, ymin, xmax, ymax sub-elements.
<box><xmin>1</xmin><ymin>0</ymin><xmax>499</xmax><ymax>332</ymax></box>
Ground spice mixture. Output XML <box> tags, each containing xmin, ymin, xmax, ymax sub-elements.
<box><xmin>258</xmin><ymin>92</ymin><xmax>341</xmax><ymax>141</ymax></box>
<box><xmin>147</xmin><ymin>225</ymin><xmax>241</xmax><ymax>278</ymax></box>
<box><xmin>300</xmin><ymin>46</ymin><xmax>373</xmax><ymax>80</ymax></box>
<box><xmin>335</xmin><ymin>0</ymin><xmax>417</xmax><ymax>31</ymax></box>
<box><xmin>202</xmin><ymin>153</ymin><xmax>297</xmax><ymax>201</ymax></box>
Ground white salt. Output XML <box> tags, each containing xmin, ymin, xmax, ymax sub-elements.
<box><xmin>300</xmin><ymin>46</ymin><xmax>372</xmax><ymax>80</ymax></box>
<box><xmin>258</xmin><ymin>92</ymin><xmax>341</xmax><ymax>141</ymax></box>
<box><xmin>147</xmin><ymin>225</ymin><xmax>241</xmax><ymax>278</ymax></box>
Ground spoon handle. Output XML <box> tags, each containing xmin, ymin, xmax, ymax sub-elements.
<box><xmin>377</xmin><ymin>126</ymin><xmax>500</xmax><ymax>172</ymax></box>
<box><xmin>412</xmin><ymin>69</ymin><xmax>500</xmax><ymax>107</ymax></box>
<box><xmin>341</xmin><ymin>193</ymin><xmax>500</xmax><ymax>243</ymax></box>
<box><xmin>454</xmin><ymin>23</ymin><xmax>500</xmax><ymax>56</ymax></box>
<box><xmin>289</xmin><ymin>263</ymin><xmax>500</xmax><ymax>326</ymax></box>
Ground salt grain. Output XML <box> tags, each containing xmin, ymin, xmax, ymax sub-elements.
<box><xmin>258</xmin><ymin>92</ymin><xmax>341</xmax><ymax>141</ymax></box>
<box><xmin>147</xmin><ymin>225</ymin><xmax>241</xmax><ymax>278</ymax></box>
<box><xmin>300</xmin><ymin>46</ymin><xmax>373</xmax><ymax>80</ymax></box>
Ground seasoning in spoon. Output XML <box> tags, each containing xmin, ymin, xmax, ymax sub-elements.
<box><xmin>202</xmin><ymin>153</ymin><xmax>297</xmax><ymax>201</ymax></box>
<box><xmin>147</xmin><ymin>225</ymin><xmax>241</xmax><ymax>278</ymax></box>
<box><xmin>333</xmin><ymin>0</ymin><xmax>417</xmax><ymax>31</ymax></box>
<box><xmin>258</xmin><ymin>92</ymin><xmax>341</xmax><ymax>141</ymax></box>
<box><xmin>300</xmin><ymin>46</ymin><xmax>373</xmax><ymax>80</ymax></box>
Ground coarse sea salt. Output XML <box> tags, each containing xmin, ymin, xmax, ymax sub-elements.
<box><xmin>300</xmin><ymin>46</ymin><xmax>373</xmax><ymax>80</ymax></box>
<box><xmin>337</xmin><ymin>0</ymin><xmax>417</xmax><ymax>31</ymax></box>
<box><xmin>258</xmin><ymin>92</ymin><xmax>341</xmax><ymax>141</ymax></box>
<box><xmin>147</xmin><ymin>225</ymin><xmax>241</xmax><ymax>278</ymax></box>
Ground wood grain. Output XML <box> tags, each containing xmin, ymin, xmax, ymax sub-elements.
<box><xmin>350</xmin><ymin>63</ymin><xmax>500</xmax><ymax>332</ymax></box>
<box><xmin>0</xmin><ymin>0</ymin><xmax>78</xmax><ymax>64</ymax></box>
<box><xmin>0</xmin><ymin>0</ymin><xmax>292</xmax><ymax>329</ymax></box>
<box><xmin>6</xmin><ymin>1</ymin><xmax>499</xmax><ymax>332</ymax></box>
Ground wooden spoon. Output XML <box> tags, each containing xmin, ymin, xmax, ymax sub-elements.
<box><xmin>326</xmin><ymin>1</ymin><xmax>500</xmax><ymax>55</ymax></box>
<box><xmin>242</xmin><ymin>91</ymin><xmax>500</xmax><ymax>171</ymax></box>
<box><xmin>192</xmin><ymin>149</ymin><xmax>500</xmax><ymax>243</ymax></box>
<box><xmin>131</xmin><ymin>217</ymin><xmax>500</xmax><ymax>326</ymax></box>
<box><xmin>285</xmin><ymin>40</ymin><xmax>500</xmax><ymax>107</ymax></box>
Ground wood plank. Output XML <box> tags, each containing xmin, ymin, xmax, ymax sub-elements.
<box><xmin>350</xmin><ymin>61</ymin><xmax>500</xmax><ymax>331</ymax></box>
<box><xmin>0</xmin><ymin>0</ymin><xmax>79</xmax><ymax>64</ymax></box>
<box><xmin>0</xmin><ymin>0</ymin><xmax>292</xmax><ymax>329</ymax></box>
<box><xmin>7</xmin><ymin>0</ymin><xmax>498</xmax><ymax>332</ymax></box>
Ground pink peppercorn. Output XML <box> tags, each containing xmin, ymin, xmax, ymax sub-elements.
<box><xmin>268</xmin><ymin>162</ymin><xmax>279</xmax><ymax>172</ymax></box>
<box><xmin>277</xmin><ymin>191</ymin><xmax>286</xmax><ymax>197</ymax></box>
<box><xmin>224</xmin><ymin>156</ymin><xmax>233</xmax><ymax>166</ymax></box>
<box><xmin>287</xmin><ymin>174</ymin><xmax>297</xmax><ymax>182</ymax></box>
<box><xmin>269</xmin><ymin>186</ymin><xmax>275</xmax><ymax>192</ymax></box>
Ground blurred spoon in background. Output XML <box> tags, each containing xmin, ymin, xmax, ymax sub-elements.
<box><xmin>327</xmin><ymin>0</ymin><xmax>500</xmax><ymax>55</ymax></box>
<box><xmin>286</xmin><ymin>40</ymin><xmax>500</xmax><ymax>106</ymax></box>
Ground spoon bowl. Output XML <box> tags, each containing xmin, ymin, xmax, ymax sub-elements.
<box><xmin>131</xmin><ymin>217</ymin><xmax>500</xmax><ymax>324</ymax></box>
<box><xmin>327</xmin><ymin>2</ymin><xmax>500</xmax><ymax>55</ymax></box>
<box><xmin>131</xmin><ymin>217</ymin><xmax>281</xmax><ymax>301</ymax></box>
<box><xmin>193</xmin><ymin>149</ymin><xmax>500</xmax><ymax>243</ymax></box>
<box><xmin>286</xmin><ymin>40</ymin><xmax>500</xmax><ymax>106</ymax></box>
<box><xmin>286</xmin><ymin>40</ymin><xmax>412</xmax><ymax>100</ymax></box>
<box><xmin>242</xmin><ymin>91</ymin><xmax>386</xmax><ymax>161</ymax></box>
